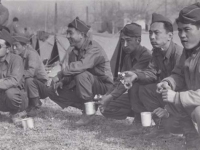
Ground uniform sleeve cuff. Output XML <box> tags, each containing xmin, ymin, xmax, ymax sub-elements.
<box><xmin>134</xmin><ymin>72</ymin><xmax>145</xmax><ymax>81</ymax></box>
<box><xmin>174</xmin><ymin>92</ymin><xmax>184</xmax><ymax>112</ymax></box>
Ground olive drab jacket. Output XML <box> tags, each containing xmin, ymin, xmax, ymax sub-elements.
<box><xmin>21</xmin><ymin>46</ymin><xmax>48</xmax><ymax>83</ymax></box>
<box><xmin>57</xmin><ymin>37</ymin><xmax>113</xmax><ymax>86</ymax></box>
<box><xmin>163</xmin><ymin>45</ymin><xmax>200</xmax><ymax>114</ymax></box>
<box><xmin>107</xmin><ymin>44</ymin><xmax>152</xmax><ymax>98</ymax></box>
<box><xmin>134</xmin><ymin>41</ymin><xmax>183</xmax><ymax>84</ymax></box>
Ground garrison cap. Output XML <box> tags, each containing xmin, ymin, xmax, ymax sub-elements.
<box><xmin>177</xmin><ymin>2</ymin><xmax>200</xmax><ymax>24</ymax></box>
<box><xmin>13</xmin><ymin>35</ymin><xmax>30</xmax><ymax>44</ymax></box>
<box><xmin>0</xmin><ymin>29</ymin><xmax>14</xmax><ymax>45</ymax></box>
<box><xmin>151</xmin><ymin>13</ymin><xmax>172</xmax><ymax>25</ymax></box>
<box><xmin>68</xmin><ymin>17</ymin><xmax>90</xmax><ymax>33</ymax></box>
<box><xmin>121</xmin><ymin>23</ymin><xmax>142</xmax><ymax>38</ymax></box>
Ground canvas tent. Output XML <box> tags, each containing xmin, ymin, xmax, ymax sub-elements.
<box><xmin>33</xmin><ymin>33</ymin><xmax>119</xmax><ymax>77</ymax></box>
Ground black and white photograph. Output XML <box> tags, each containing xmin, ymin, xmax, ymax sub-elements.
<box><xmin>0</xmin><ymin>0</ymin><xmax>199</xmax><ymax>149</ymax></box>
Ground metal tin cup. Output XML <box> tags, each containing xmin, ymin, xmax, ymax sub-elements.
<box><xmin>22</xmin><ymin>119</ymin><xmax>28</xmax><ymax>130</ymax></box>
<box><xmin>141</xmin><ymin>112</ymin><xmax>152</xmax><ymax>127</ymax></box>
<box><xmin>26</xmin><ymin>118</ymin><xmax>34</xmax><ymax>129</ymax></box>
<box><xmin>84</xmin><ymin>102</ymin><xmax>96</xmax><ymax>115</ymax></box>
<box><xmin>21</xmin><ymin>117</ymin><xmax>34</xmax><ymax>130</ymax></box>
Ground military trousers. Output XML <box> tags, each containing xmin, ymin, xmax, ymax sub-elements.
<box><xmin>101</xmin><ymin>83</ymin><xmax>143</xmax><ymax>120</ymax></box>
<box><xmin>34</xmin><ymin>71</ymin><xmax>112</xmax><ymax>110</ymax></box>
<box><xmin>0</xmin><ymin>88</ymin><xmax>28</xmax><ymax>113</ymax></box>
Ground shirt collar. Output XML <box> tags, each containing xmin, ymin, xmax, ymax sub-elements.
<box><xmin>21</xmin><ymin>48</ymin><xmax>28</xmax><ymax>59</ymax></box>
<box><xmin>129</xmin><ymin>45</ymin><xmax>144</xmax><ymax>61</ymax></box>
<box><xmin>185</xmin><ymin>42</ymin><xmax>200</xmax><ymax>58</ymax></box>
<box><xmin>164</xmin><ymin>41</ymin><xmax>173</xmax><ymax>59</ymax></box>
<box><xmin>73</xmin><ymin>37</ymin><xmax>91</xmax><ymax>56</ymax></box>
<box><xmin>154</xmin><ymin>41</ymin><xmax>173</xmax><ymax>60</ymax></box>
<box><xmin>5</xmin><ymin>52</ymin><xmax>10</xmax><ymax>63</ymax></box>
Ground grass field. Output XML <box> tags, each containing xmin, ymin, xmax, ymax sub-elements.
<box><xmin>0</xmin><ymin>99</ymin><xmax>185</xmax><ymax>150</ymax></box>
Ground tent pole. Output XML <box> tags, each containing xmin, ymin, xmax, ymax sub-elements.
<box><xmin>54</xmin><ymin>1</ymin><xmax>58</xmax><ymax>34</ymax></box>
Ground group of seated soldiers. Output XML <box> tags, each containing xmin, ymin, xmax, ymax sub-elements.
<box><xmin>0</xmin><ymin>2</ymin><xmax>200</xmax><ymax>150</ymax></box>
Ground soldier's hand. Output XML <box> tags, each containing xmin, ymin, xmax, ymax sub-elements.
<box><xmin>153</xmin><ymin>107</ymin><xmax>169</xmax><ymax>118</ymax></box>
<box><xmin>51</xmin><ymin>76</ymin><xmax>59</xmax><ymax>85</ymax></box>
<box><xmin>161</xmin><ymin>89</ymin><xmax>176</xmax><ymax>103</ymax></box>
<box><xmin>156</xmin><ymin>81</ymin><xmax>171</xmax><ymax>93</ymax></box>
<box><xmin>53</xmin><ymin>81</ymin><xmax>63</xmax><ymax>91</ymax></box>
<box><xmin>123</xmin><ymin>71</ymin><xmax>138</xmax><ymax>82</ymax></box>
<box><xmin>97</xmin><ymin>94</ymin><xmax>113</xmax><ymax>113</ymax></box>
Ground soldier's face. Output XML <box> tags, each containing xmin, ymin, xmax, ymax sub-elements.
<box><xmin>12</xmin><ymin>42</ymin><xmax>24</xmax><ymax>55</ymax></box>
<box><xmin>0</xmin><ymin>39</ymin><xmax>8</xmax><ymax>59</ymax></box>
<box><xmin>149</xmin><ymin>22</ymin><xmax>171</xmax><ymax>49</ymax></box>
<box><xmin>66</xmin><ymin>27</ymin><xmax>83</xmax><ymax>47</ymax></box>
<box><xmin>121</xmin><ymin>36</ymin><xmax>139</xmax><ymax>54</ymax></box>
<box><xmin>177</xmin><ymin>22</ymin><xmax>200</xmax><ymax>50</ymax></box>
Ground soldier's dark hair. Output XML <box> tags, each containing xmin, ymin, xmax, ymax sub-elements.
<box><xmin>1</xmin><ymin>40</ymin><xmax>11</xmax><ymax>47</ymax></box>
<box><xmin>194</xmin><ymin>21</ymin><xmax>200</xmax><ymax>28</ymax></box>
<box><xmin>13</xmin><ymin>17</ymin><xmax>19</xmax><ymax>22</ymax></box>
<box><xmin>5</xmin><ymin>41</ymin><xmax>11</xmax><ymax>47</ymax></box>
<box><xmin>19</xmin><ymin>42</ymin><xmax>27</xmax><ymax>46</ymax></box>
<box><xmin>163</xmin><ymin>22</ymin><xmax>173</xmax><ymax>33</ymax></box>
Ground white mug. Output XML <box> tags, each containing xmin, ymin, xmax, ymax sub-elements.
<box><xmin>84</xmin><ymin>102</ymin><xmax>96</xmax><ymax>115</ymax></box>
<box><xmin>141</xmin><ymin>112</ymin><xmax>152</xmax><ymax>127</ymax></box>
<box><xmin>21</xmin><ymin>117</ymin><xmax>34</xmax><ymax>130</ymax></box>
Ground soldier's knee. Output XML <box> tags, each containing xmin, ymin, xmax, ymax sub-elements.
<box><xmin>139</xmin><ymin>85</ymin><xmax>147</xmax><ymax>102</ymax></box>
<box><xmin>5</xmin><ymin>88</ymin><xmax>16</xmax><ymax>101</ymax></box>
<box><xmin>5</xmin><ymin>88</ymin><xmax>28</xmax><ymax>111</ymax></box>
<box><xmin>25</xmin><ymin>78</ymin><xmax>35</xmax><ymax>89</ymax></box>
<box><xmin>193</xmin><ymin>106</ymin><xmax>200</xmax><ymax>115</ymax></box>
<box><xmin>101</xmin><ymin>110</ymin><xmax>120</xmax><ymax>119</ymax></box>
<box><xmin>75</xmin><ymin>71</ymin><xmax>91</xmax><ymax>81</ymax></box>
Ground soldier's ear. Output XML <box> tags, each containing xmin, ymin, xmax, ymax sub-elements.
<box><xmin>80</xmin><ymin>32</ymin><xmax>86</xmax><ymax>38</ymax></box>
<box><xmin>168</xmin><ymin>32</ymin><xmax>173</xmax><ymax>40</ymax></box>
<box><xmin>6</xmin><ymin>48</ymin><xmax>10</xmax><ymax>53</ymax></box>
<box><xmin>137</xmin><ymin>37</ymin><xmax>141</xmax><ymax>43</ymax></box>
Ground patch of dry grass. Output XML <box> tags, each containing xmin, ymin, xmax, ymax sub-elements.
<box><xmin>0</xmin><ymin>99</ymin><xmax>185</xmax><ymax>150</ymax></box>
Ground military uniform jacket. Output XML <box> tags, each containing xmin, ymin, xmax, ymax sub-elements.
<box><xmin>164</xmin><ymin>45</ymin><xmax>200</xmax><ymax>114</ymax></box>
<box><xmin>21</xmin><ymin>46</ymin><xmax>48</xmax><ymax>83</ymax></box>
<box><xmin>134</xmin><ymin>41</ymin><xmax>183</xmax><ymax>84</ymax></box>
<box><xmin>57</xmin><ymin>37</ymin><xmax>113</xmax><ymax>85</ymax></box>
<box><xmin>109</xmin><ymin>45</ymin><xmax>152</xmax><ymax>98</ymax></box>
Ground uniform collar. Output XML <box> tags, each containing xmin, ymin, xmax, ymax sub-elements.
<box><xmin>154</xmin><ymin>41</ymin><xmax>173</xmax><ymax>60</ymax></box>
<box><xmin>0</xmin><ymin>52</ymin><xmax>11</xmax><ymax>64</ymax></box>
<box><xmin>164</xmin><ymin>41</ymin><xmax>173</xmax><ymax>59</ymax></box>
<box><xmin>129</xmin><ymin>45</ymin><xmax>144</xmax><ymax>60</ymax></box>
<box><xmin>73</xmin><ymin>37</ymin><xmax>91</xmax><ymax>55</ymax></box>
<box><xmin>185</xmin><ymin>42</ymin><xmax>200</xmax><ymax>58</ymax></box>
<box><xmin>21</xmin><ymin>47</ymin><xmax>28</xmax><ymax>59</ymax></box>
<box><xmin>5</xmin><ymin>52</ymin><xmax>10</xmax><ymax>63</ymax></box>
